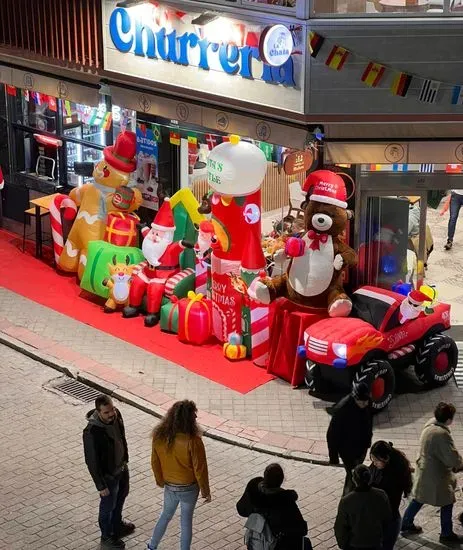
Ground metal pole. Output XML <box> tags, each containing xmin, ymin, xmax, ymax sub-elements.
<box><xmin>417</xmin><ymin>192</ymin><xmax>427</xmax><ymax>289</ymax></box>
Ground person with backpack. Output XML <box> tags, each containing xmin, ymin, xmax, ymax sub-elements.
<box><xmin>237</xmin><ymin>463</ymin><xmax>310</xmax><ymax>550</ymax></box>
<box><xmin>369</xmin><ymin>441</ymin><xmax>413</xmax><ymax>550</ymax></box>
<box><xmin>335</xmin><ymin>464</ymin><xmax>392</xmax><ymax>550</ymax></box>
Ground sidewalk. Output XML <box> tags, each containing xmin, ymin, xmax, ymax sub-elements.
<box><xmin>2</xmin><ymin>286</ymin><xmax>463</xmax><ymax>463</ymax></box>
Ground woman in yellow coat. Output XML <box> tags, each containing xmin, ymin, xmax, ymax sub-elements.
<box><xmin>58</xmin><ymin>131</ymin><xmax>142</xmax><ymax>279</ymax></box>
<box><xmin>148</xmin><ymin>400</ymin><xmax>211</xmax><ymax>550</ymax></box>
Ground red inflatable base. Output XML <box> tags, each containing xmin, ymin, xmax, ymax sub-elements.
<box><xmin>267</xmin><ymin>299</ymin><xmax>327</xmax><ymax>387</ymax></box>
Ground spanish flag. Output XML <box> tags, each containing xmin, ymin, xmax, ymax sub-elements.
<box><xmin>391</xmin><ymin>72</ymin><xmax>412</xmax><ymax>97</ymax></box>
<box><xmin>361</xmin><ymin>62</ymin><xmax>385</xmax><ymax>88</ymax></box>
<box><xmin>309</xmin><ymin>31</ymin><xmax>324</xmax><ymax>58</ymax></box>
<box><xmin>325</xmin><ymin>46</ymin><xmax>349</xmax><ymax>71</ymax></box>
<box><xmin>170</xmin><ymin>131</ymin><xmax>181</xmax><ymax>146</ymax></box>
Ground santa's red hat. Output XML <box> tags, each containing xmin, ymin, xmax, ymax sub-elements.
<box><xmin>103</xmin><ymin>131</ymin><xmax>137</xmax><ymax>174</ymax></box>
<box><xmin>408</xmin><ymin>289</ymin><xmax>429</xmax><ymax>305</ymax></box>
<box><xmin>304</xmin><ymin>170</ymin><xmax>347</xmax><ymax>209</ymax></box>
<box><xmin>151</xmin><ymin>198</ymin><xmax>176</xmax><ymax>232</ymax></box>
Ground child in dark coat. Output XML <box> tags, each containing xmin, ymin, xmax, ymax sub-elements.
<box><xmin>237</xmin><ymin>463</ymin><xmax>309</xmax><ymax>550</ymax></box>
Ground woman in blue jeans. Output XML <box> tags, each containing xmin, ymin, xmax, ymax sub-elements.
<box><xmin>444</xmin><ymin>190</ymin><xmax>463</xmax><ymax>250</ymax></box>
<box><xmin>369</xmin><ymin>441</ymin><xmax>413</xmax><ymax>550</ymax></box>
<box><xmin>148</xmin><ymin>400</ymin><xmax>211</xmax><ymax>550</ymax></box>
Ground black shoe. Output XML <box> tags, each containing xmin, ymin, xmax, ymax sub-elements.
<box><xmin>104</xmin><ymin>306</ymin><xmax>116</xmax><ymax>314</ymax></box>
<box><xmin>445</xmin><ymin>240</ymin><xmax>453</xmax><ymax>250</ymax></box>
<box><xmin>101</xmin><ymin>536</ymin><xmax>126</xmax><ymax>549</ymax></box>
<box><xmin>439</xmin><ymin>533</ymin><xmax>463</xmax><ymax>544</ymax></box>
<box><xmin>114</xmin><ymin>520</ymin><xmax>135</xmax><ymax>537</ymax></box>
<box><xmin>122</xmin><ymin>306</ymin><xmax>139</xmax><ymax>318</ymax></box>
<box><xmin>401</xmin><ymin>523</ymin><xmax>423</xmax><ymax>535</ymax></box>
<box><xmin>144</xmin><ymin>313</ymin><xmax>160</xmax><ymax>327</ymax></box>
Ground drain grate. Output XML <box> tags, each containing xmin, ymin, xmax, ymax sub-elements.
<box><xmin>52</xmin><ymin>379</ymin><xmax>103</xmax><ymax>403</ymax></box>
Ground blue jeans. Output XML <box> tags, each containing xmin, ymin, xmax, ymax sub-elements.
<box><xmin>402</xmin><ymin>499</ymin><xmax>454</xmax><ymax>536</ymax></box>
<box><xmin>448</xmin><ymin>192</ymin><xmax>463</xmax><ymax>241</ymax></box>
<box><xmin>149</xmin><ymin>483</ymin><xmax>199</xmax><ymax>550</ymax></box>
<box><xmin>99</xmin><ymin>468</ymin><xmax>130</xmax><ymax>538</ymax></box>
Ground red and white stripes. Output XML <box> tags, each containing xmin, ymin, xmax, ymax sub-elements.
<box><xmin>251</xmin><ymin>304</ymin><xmax>270</xmax><ymax>367</ymax></box>
<box><xmin>49</xmin><ymin>194</ymin><xmax>77</xmax><ymax>264</ymax></box>
<box><xmin>195</xmin><ymin>261</ymin><xmax>210</xmax><ymax>297</ymax></box>
<box><xmin>388</xmin><ymin>344</ymin><xmax>415</xmax><ymax>361</ymax></box>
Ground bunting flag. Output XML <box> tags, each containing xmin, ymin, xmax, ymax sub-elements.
<box><xmin>205</xmin><ymin>133</ymin><xmax>218</xmax><ymax>150</ymax></box>
<box><xmin>6</xmin><ymin>85</ymin><xmax>17</xmax><ymax>97</ymax></box>
<box><xmin>361</xmin><ymin>62</ymin><xmax>386</xmax><ymax>88</ymax></box>
<box><xmin>391</xmin><ymin>72</ymin><xmax>412</xmax><ymax>97</ymax></box>
<box><xmin>369</xmin><ymin>164</ymin><xmax>383</xmax><ymax>171</ymax></box>
<box><xmin>169</xmin><ymin>131</ymin><xmax>180</xmax><ymax>146</ymax></box>
<box><xmin>101</xmin><ymin>112</ymin><xmax>112</xmax><ymax>131</ymax></box>
<box><xmin>446</xmin><ymin>164</ymin><xmax>463</xmax><ymax>174</ymax></box>
<box><xmin>452</xmin><ymin>86</ymin><xmax>463</xmax><ymax>106</ymax></box>
<box><xmin>325</xmin><ymin>46</ymin><xmax>349</xmax><ymax>71</ymax></box>
<box><xmin>153</xmin><ymin>124</ymin><xmax>162</xmax><ymax>142</ymax></box>
<box><xmin>48</xmin><ymin>96</ymin><xmax>57</xmax><ymax>112</ymax></box>
<box><xmin>32</xmin><ymin>91</ymin><xmax>42</xmax><ymax>106</ymax></box>
<box><xmin>258</xmin><ymin>141</ymin><xmax>274</xmax><ymax>162</ymax></box>
<box><xmin>221</xmin><ymin>136</ymin><xmax>230</xmax><ymax>143</ymax></box>
<box><xmin>420</xmin><ymin>164</ymin><xmax>434</xmax><ymax>173</ymax></box>
<box><xmin>187</xmin><ymin>134</ymin><xmax>197</xmax><ymax>146</ymax></box>
<box><xmin>392</xmin><ymin>164</ymin><xmax>408</xmax><ymax>172</ymax></box>
<box><xmin>23</xmin><ymin>89</ymin><xmax>30</xmax><ymax>102</ymax></box>
<box><xmin>64</xmin><ymin>100</ymin><xmax>72</xmax><ymax>117</ymax></box>
<box><xmin>309</xmin><ymin>31</ymin><xmax>325</xmax><ymax>58</ymax></box>
<box><xmin>419</xmin><ymin>79</ymin><xmax>440</xmax><ymax>104</ymax></box>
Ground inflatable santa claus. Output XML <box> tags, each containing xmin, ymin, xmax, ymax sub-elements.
<box><xmin>399</xmin><ymin>289</ymin><xmax>428</xmax><ymax>324</ymax></box>
<box><xmin>123</xmin><ymin>198</ymin><xmax>193</xmax><ymax>327</ymax></box>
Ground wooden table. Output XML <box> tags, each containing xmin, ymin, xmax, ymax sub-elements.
<box><xmin>379</xmin><ymin>0</ymin><xmax>429</xmax><ymax>10</ymax></box>
<box><xmin>29</xmin><ymin>193</ymin><xmax>60</xmax><ymax>258</ymax></box>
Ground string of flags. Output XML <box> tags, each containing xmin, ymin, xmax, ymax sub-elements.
<box><xmin>369</xmin><ymin>163</ymin><xmax>463</xmax><ymax>173</ymax></box>
<box><xmin>309</xmin><ymin>31</ymin><xmax>463</xmax><ymax>105</ymax></box>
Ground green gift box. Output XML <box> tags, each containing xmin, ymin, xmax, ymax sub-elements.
<box><xmin>81</xmin><ymin>240</ymin><xmax>144</xmax><ymax>299</ymax></box>
<box><xmin>160</xmin><ymin>297</ymin><xmax>180</xmax><ymax>333</ymax></box>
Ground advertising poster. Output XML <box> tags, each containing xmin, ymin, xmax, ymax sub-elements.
<box><xmin>136</xmin><ymin>122</ymin><xmax>159</xmax><ymax>210</ymax></box>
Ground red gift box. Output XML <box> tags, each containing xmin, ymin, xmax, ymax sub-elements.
<box><xmin>104</xmin><ymin>212</ymin><xmax>140</xmax><ymax>247</ymax></box>
<box><xmin>178</xmin><ymin>291</ymin><xmax>212</xmax><ymax>345</ymax></box>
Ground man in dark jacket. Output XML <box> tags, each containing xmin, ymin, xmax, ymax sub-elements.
<box><xmin>335</xmin><ymin>464</ymin><xmax>391</xmax><ymax>550</ymax></box>
<box><xmin>83</xmin><ymin>395</ymin><xmax>134</xmax><ymax>549</ymax></box>
<box><xmin>327</xmin><ymin>382</ymin><xmax>373</xmax><ymax>496</ymax></box>
<box><xmin>237</xmin><ymin>463</ymin><xmax>310</xmax><ymax>549</ymax></box>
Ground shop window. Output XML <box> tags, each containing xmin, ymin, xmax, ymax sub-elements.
<box><xmin>311</xmin><ymin>0</ymin><xmax>457</xmax><ymax>15</ymax></box>
<box><xmin>61</xmin><ymin>101</ymin><xmax>108</xmax><ymax>147</ymax></box>
<box><xmin>12</xmin><ymin>90</ymin><xmax>57</xmax><ymax>133</ymax></box>
<box><xmin>243</xmin><ymin>0</ymin><xmax>296</xmax><ymax>6</ymax></box>
<box><xmin>14</xmin><ymin>129</ymin><xmax>61</xmax><ymax>182</ymax></box>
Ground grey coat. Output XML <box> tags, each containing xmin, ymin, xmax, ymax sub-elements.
<box><xmin>413</xmin><ymin>418</ymin><xmax>463</xmax><ymax>507</ymax></box>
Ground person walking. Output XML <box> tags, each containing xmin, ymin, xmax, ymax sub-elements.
<box><xmin>148</xmin><ymin>400</ymin><xmax>211</xmax><ymax>550</ymax></box>
<box><xmin>327</xmin><ymin>382</ymin><xmax>373</xmax><ymax>495</ymax></box>
<box><xmin>401</xmin><ymin>402</ymin><xmax>463</xmax><ymax>544</ymax></box>
<box><xmin>83</xmin><ymin>395</ymin><xmax>134</xmax><ymax>549</ymax></box>
<box><xmin>335</xmin><ymin>464</ymin><xmax>392</xmax><ymax>550</ymax></box>
<box><xmin>369</xmin><ymin>441</ymin><xmax>413</xmax><ymax>550</ymax></box>
<box><xmin>443</xmin><ymin>190</ymin><xmax>463</xmax><ymax>250</ymax></box>
<box><xmin>236</xmin><ymin>463</ymin><xmax>310</xmax><ymax>550</ymax></box>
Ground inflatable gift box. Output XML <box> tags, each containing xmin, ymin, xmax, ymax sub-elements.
<box><xmin>104</xmin><ymin>212</ymin><xmax>140</xmax><ymax>247</ymax></box>
<box><xmin>160</xmin><ymin>296</ymin><xmax>180</xmax><ymax>334</ymax></box>
<box><xmin>80</xmin><ymin>240</ymin><xmax>144</xmax><ymax>299</ymax></box>
<box><xmin>178</xmin><ymin>291</ymin><xmax>212</xmax><ymax>345</ymax></box>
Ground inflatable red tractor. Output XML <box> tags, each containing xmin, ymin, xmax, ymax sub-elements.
<box><xmin>300</xmin><ymin>286</ymin><xmax>457</xmax><ymax>411</ymax></box>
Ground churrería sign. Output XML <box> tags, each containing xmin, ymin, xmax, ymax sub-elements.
<box><xmin>103</xmin><ymin>1</ymin><xmax>305</xmax><ymax>114</ymax></box>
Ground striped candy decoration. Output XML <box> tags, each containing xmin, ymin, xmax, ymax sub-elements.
<box><xmin>195</xmin><ymin>261</ymin><xmax>209</xmax><ymax>296</ymax></box>
<box><xmin>49</xmin><ymin>194</ymin><xmax>77</xmax><ymax>264</ymax></box>
<box><xmin>388</xmin><ymin>344</ymin><xmax>415</xmax><ymax>361</ymax></box>
<box><xmin>164</xmin><ymin>268</ymin><xmax>194</xmax><ymax>297</ymax></box>
<box><xmin>250</xmin><ymin>303</ymin><xmax>270</xmax><ymax>367</ymax></box>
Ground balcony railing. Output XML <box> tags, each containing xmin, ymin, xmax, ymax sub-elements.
<box><xmin>0</xmin><ymin>0</ymin><xmax>103</xmax><ymax>71</ymax></box>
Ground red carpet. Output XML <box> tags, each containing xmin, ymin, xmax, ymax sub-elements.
<box><xmin>0</xmin><ymin>230</ymin><xmax>274</xmax><ymax>393</ymax></box>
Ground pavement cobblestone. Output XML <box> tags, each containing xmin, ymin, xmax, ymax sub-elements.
<box><xmin>0</xmin><ymin>345</ymin><xmax>458</xmax><ymax>550</ymax></box>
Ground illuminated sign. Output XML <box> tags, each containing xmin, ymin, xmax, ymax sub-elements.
<box><xmin>108</xmin><ymin>8</ymin><xmax>295</xmax><ymax>87</ymax></box>
<box><xmin>259</xmin><ymin>25</ymin><xmax>293</xmax><ymax>68</ymax></box>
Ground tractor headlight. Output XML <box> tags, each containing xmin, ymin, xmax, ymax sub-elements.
<box><xmin>333</xmin><ymin>343</ymin><xmax>347</xmax><ymax>360</ymax></box>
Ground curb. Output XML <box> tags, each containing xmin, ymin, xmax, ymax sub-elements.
<box><xmin>0</xmin><ymin>332</ymin><xmax>334</xmax><ymax>467</ymax></box>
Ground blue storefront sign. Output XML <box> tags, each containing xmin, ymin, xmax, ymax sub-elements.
<box><xmin>108</xmin><ymin>8</ymin><xmax>295</xmax><ymax>87</ymax></box>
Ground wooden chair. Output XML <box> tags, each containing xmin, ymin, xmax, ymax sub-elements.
<box><xmin>287</xmin><ymin>181</ymin><xmax>306</xmax><ymax>218</ymax></box>
<box><xmin>22</xmin><ymin>207</ymin><xmax>50</xmax><ymax>254</ymax></box>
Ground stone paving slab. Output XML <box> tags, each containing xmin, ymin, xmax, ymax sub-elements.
<box><xmin>2</xmin><ymin>284</ymin><xmax>463</xmax><ymax>462</ymax></box>
<box><xmin>0</xmin><ymin>344</ymin><xmax>459</xmax><ymax>550</ymax></box>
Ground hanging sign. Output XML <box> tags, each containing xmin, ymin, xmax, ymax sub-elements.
<box><xmin>259</xmin><ymin>25</ymin><xmax>293</xmax><ymax>68</ymax></box>
<box><xmin>283</xmin><ymin>150</ymin><xmax>314</xmax><ymax>175</ymax></box>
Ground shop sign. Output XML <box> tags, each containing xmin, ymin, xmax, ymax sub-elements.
<box><xmin>135</xmin><ymin>122</ymin><xmax>159</xmax><ymax>210</ymax></box>
<box><xmin>259</xmin><ymin>25</ymin><xmax>293</xmax><ymax>68</ymax></box>
<box><xmin>283</xmin><ymin>150</ymin><xmax>314</xmax><ymax>175</ymax></box>
<box><xmin>107</xmin><ymin>7</ymin><xmax>295</xmax><ymax>87</ymax></box>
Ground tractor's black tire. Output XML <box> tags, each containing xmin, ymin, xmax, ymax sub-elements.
<box><xmin>354</xmin><ymin>359</ymin><xmax>396</xmax><ymax>412</ymax></box>
<box><xmin>415</xmin><ymin>333</ymin><xmax>457</xmax><ymax>387</ymax></box>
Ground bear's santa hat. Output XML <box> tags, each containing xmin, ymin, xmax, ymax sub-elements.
<box><xmin>304</xmin><ymin>170</ymin><xmax>347</xmax><ymax>209</ymax></box>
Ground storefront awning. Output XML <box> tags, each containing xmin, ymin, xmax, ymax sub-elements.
<box><xmin>325</xmin><ymin>141</ymin><xmax>463</xmax><ymax>164</ymax></box>
<box><xmin>110</xmin><ymin>85</ymin><xmax>309</xmax><ymax>150</ymax></box>
<box><xmin>11</xmin><ymin>69</ymin><xmax>100</xmax><ymax>107</ymax></box>
<box><xmin>0</xmin><ymin>64</ymin><xmax>13</xmax><ymax>86</ymax></box>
